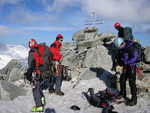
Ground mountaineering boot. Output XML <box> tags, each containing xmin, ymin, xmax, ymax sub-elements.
<box><xmin>115</xmin><ymin>92</ymin><xmax>130</xmax><ymax>104</ymax></box>
<box><xmin>115</xmin><ymin>93</ymin><xmax>124</xmax><ymax>99</ymax></box>
<box><xmin>88</xmin><ymin>88</ymin><xmax>94</xmax><ymax>95</ymax></box>
<box><xmin>125</xmin><ymin>97</ymin><xmax>137</xmax><ymax>106</ymax></box>
<box><xmin>31</xmin><ymin>106</ymin><xmax>44</xmax><ymax>112</ymax></box>
<box><xmin>49</xmin><ymin>89</ymin><xmax>55</xmax><ymax>94</ymax></box>
<box><xmin>55</xmin><ymin>90</ymin><xmax>64</xmax><ymax>96</ymax></box>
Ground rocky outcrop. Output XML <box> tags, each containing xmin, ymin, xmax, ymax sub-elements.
<box><xmin>83</xmin><ymin>46</ymin><xmax>112</xmax><ymax>69</ymax></box>
<box><xmin>144</xmin><ymin>46</ymin><xmax>150</xmax><ymax>63</ymax></box>
<box><xmin>0</xmin><ymin>81</ymin><xmax>26</xmax><ymax>100</ymax></box>
<box><xmin>0</xmin><ymin>59</ymin><xmax>27</xmax><ymax>82</ymax></box>
<box><xmin>72</xmin><ymin>27</ymin><xmax>115</xmax><ymax>42</ymax></box>
<box><xmin>62</xmin><ymin>27</ymin><xmax>114</xmax><ymax>70</ymax></box>
<box><xmin>72</xmin><ymin>27</ymin><xmax>99</xmax><ymax>42</ymax></box>
<box><xmin>62</xmin><ymin>45</ymin><xmax>112</xmax><ymax>70</ymax></box>
<box><xmin>72</xmin><ymin>27</ymin><xmax>115</xmax><ymax>51</ymax></box>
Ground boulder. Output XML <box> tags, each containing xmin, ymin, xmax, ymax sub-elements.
<box><xmin>83</xmin><ymin>45</ymin><xmax>112</xmax><ymax>70</ymax></box>
<box><xmin>72</xmin><ymin>27</ymin><xmax>98</xmax><ymax>42</ymax></box>
<box><xmin>72</xmin><ymin>30</ymin><xmax>85</xmax><ymax>42</ymax></box>
<box><xmin>144</xmin><ymin>46</ymin><xmax>150</xmax><ymax>63</ymax></box>
<box><xmin>0</xmin><ymin>81</ymin><xmax>26</xmax><ymax>100</ymax></box>
<box><xmin>143</xmin><ymin>63</ymin><xmax>150</xmax><ymax>72</ymax></box>
<box><xmin>0</xmin><ymin>59</ymin><xmax>27</xmax><ymax>82</ymax></box>
<box><xmin>62</xmin><ymin>28</ymin><xmax>114</xmax><ymax>77</ymax></box>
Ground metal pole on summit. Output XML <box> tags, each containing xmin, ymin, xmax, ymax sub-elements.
<box><xmin>85</xmin><ymin>11</ymin><xmax>103</xmax><ymax>27</ymax></box>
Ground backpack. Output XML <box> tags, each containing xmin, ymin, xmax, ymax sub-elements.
<box><xmin>33</xmin><ymin>45</ymin><xmax>44</xmax><ymax>67</ymax></box>
<box><xmin>124</xmin><ymin>27</ymin><xmax>134</xmax><ymax>40</ymax></box>
<box><xmin>132</xmin><ymin>42</ymin><xmax>143</xmax><ymax>62</ymax></box>
<box><xmin>33</xmin><ymin>43</ymin><xmax>50</xmax><ymax>74</ymax></box>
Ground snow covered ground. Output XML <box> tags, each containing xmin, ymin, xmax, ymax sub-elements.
<box><xmin>0</xmin><ymin>78</ymin><xmax>149</xmax><ymax>113</ymax></box>
<box><xmin>0</xmin><ymin>43</ymin><xmax>28</xmax><ymax>69</ymax></box>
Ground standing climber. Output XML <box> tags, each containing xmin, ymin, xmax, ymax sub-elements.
<box><xmin>49</xmin><ymin>34</ymin><xmax>64</xmax><ymax>96</ymax></box>
<box><xmin>114</xmin><ymin>38</ymin><xmax>139</xmax><ymax>106</ymax></box>
<box><xmin>111</xmin><ymin>22</ymin><xmax>134</xmax><ymax>71</ymax></box>
<box><xmin>114</xmin><ymin>22</ymin><xmax>134</xmax><ymax>41</ymax></box>
<box><xmin>24</xmin><ymin>39</ymin><xmax>53</xmax><ymax>112</ymax></box>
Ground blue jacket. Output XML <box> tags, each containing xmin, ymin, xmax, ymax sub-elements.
<box><xmin>119</xmin><ymin>40</ymin><xmax>138</xmax><ymax>66</ymax></box>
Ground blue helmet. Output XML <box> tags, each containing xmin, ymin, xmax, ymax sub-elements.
<box><xmin>114</xmin><ymin>38</ymin><xmax>124</xmax><ymax>48</ymax></box>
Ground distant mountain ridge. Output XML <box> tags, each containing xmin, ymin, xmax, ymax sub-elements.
<box><xmin>0</xmin><ymin>43</ymin><xmax>28</xmax><ymax>69</ymax></box>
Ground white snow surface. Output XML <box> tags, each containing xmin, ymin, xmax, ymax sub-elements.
<box><xmin>0</xmin><ymin>78</ymin><xmax>149</xmax><ymax>113</ymax></box>
<box><xmin>0</xmin><ymin>44</ymin><xmax>28</xmax><ymax>69</ymax></box>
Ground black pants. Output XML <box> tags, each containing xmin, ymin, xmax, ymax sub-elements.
<box><xmin>32</xmin><ymin>72</ymin><xmax>51</xmax><ymax>107</ymax></box>
<box><xmin>49</xmin><ymin>75</ymin><xmax>63</xmax><ymax>92</ymax></box>
<box><xmin>49</xmin><ymin>64</ymin><xmax>63</xmax><ymax>92</ymax></box>
<box><xmin>119</xmin><ymin>65</ymin><xmax>137</xmax><ymax>98</ymax></box>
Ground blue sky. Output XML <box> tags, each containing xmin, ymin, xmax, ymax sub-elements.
<box><xmin>0</xmin><ymin>0</ymin><xmax>150</xmax><ymax>47</ymax></box>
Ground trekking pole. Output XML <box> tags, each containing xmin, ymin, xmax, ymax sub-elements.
<box><xmin>24</xmin><ymin>75</ymin><xmax>26</xmax><ymax>85</ymax></box>
<box><xmin>72</xmin><ymin>67</ymin><xmax>82</xmax><ymax>88</ymax></box>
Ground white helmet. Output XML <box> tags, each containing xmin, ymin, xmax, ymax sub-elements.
<box><xmin>114</xmin><ymin>38</ymin><xmax>124</xmax><ymax>48</ymax></box>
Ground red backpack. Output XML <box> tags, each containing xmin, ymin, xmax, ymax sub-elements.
<box><xmin>33</xmin><ymin>44</ymin><xmax>45</xmax><ymax>74</ymax></box>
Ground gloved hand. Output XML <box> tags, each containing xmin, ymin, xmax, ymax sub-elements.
<box><xmin>24</xmin><ymin>72</ymin><xmax>32</xmax><ymax>82</ymax></box>
<box><xmin>116</xmin><ymin>65</ymin><xmax>123</xmax><ymax>73</ymax></box>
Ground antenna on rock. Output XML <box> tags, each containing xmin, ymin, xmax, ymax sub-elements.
<box><xmin>85</xmin><ymin>12</ymin><xmax>103</xmax><ymax>27</ymax></box>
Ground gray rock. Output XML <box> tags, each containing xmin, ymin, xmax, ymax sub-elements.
<box><xmin>72</xmin><ymin>27</ymin><xmax>98</xmax><ymax>42</ymax></box>
<box><xmin>72</xmin><ymin>27</ymin><xmax>115</xmax><ymax>44</ymax></box>
<box><xmin>0</xmin><ymin>81</ymin><xmax>26</xmax><ymax>100</ymax></box>
<box><xmin>83</xmin><ymin>45</ymin><xmax>112</xmax><ymax>70</ymax></box>
<box><xmin>80</xmin><ymin>68</ymin><xmax>97</xmax><ymax>80</ymax></box>
<box><xmin>144</xmin><ymin>46</ymin><xmax>150</xmax><ymax>63</ymax></box>
<box><xmin>62</xmin><ymin>45</ymin><xmax>113</xmax><ymax>72</ymax></box>
<box><xmin>62</xmin><ymin>28</ymin><xmax>114</xmax><ymax>79</ymax></box>
<box><xmin>0</xmin><ymin>82</ymin><xmax>10</xmax><ymax>100</ymax></box>
<box><xmin>0</xmin><ymin>59</ymin><xmax>27</xmax><ymax>82</ymax></box>
<box><xmin>142</xmin><ymin>63</ymin><xmax>150</xmax><ymax>72</ymax></box>
<box><xmin>8</xmin><ymin>66</ymin><xmax>26</xmax><ymax>82</ymax></box>
<box><xmin>76</xmin><ymin>39</ymin><xmax>102</xmax><ymax>50</ymax></box>
<box><xmin>72</xmin><ymin>30</ymin><xmax>85</xmax><ymax>42</ymax></box>
<box><xmin>62</xmin><ymin>42</ymin><xmax>76</xmax><ymax>51</ymax></box>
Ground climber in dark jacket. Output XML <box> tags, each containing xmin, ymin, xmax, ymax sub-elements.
<box><xmin>114</xmin><ymin>22</ymin><xmax>134</xmax><ymax>41</ymax></box>
<box><xmin>24</xmin><ymin>39</ymin><xmax>53</xmax><ymax>112</ymax></box>
<box><xmin>114</xmin><ymin>22</ymin><xmax>124</xmax><ymax>38</ymax></box>
<box><xmin>114</xmin><ymin>38</ymin><xmax>138</xmax><ymax>106</ymax></box>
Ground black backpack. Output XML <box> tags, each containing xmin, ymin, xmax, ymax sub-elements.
<box><xmin>124</xmin><ymin>27</ymin><xmax>134</xmax><ymax>40</ymax></box>
<box><xmin>132</xmin><ymin>42</ymin><xmax>143</xmax><ymax>62</ymax></box>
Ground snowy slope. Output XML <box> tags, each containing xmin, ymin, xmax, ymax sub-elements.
<box><xmin>0</xmin><ymin>43</ymin><xmax>28</xmax><ymax>69</ymax></box>
<box><xmin>0</xmin><ymin>78</ymin><xmax>149</xmax><ymax>113</ymax></box>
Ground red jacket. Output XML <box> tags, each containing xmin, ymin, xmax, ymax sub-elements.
<box><xmin>50</xmin><ymin>40</ymin><xmax>62</xmax><ymax>61</ymax></box>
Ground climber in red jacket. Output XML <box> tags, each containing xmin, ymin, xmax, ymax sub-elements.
<box><xmin>49</xmin><ymin>34</ymin><xmax>64</xmax><ymax>96</ymax></box>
